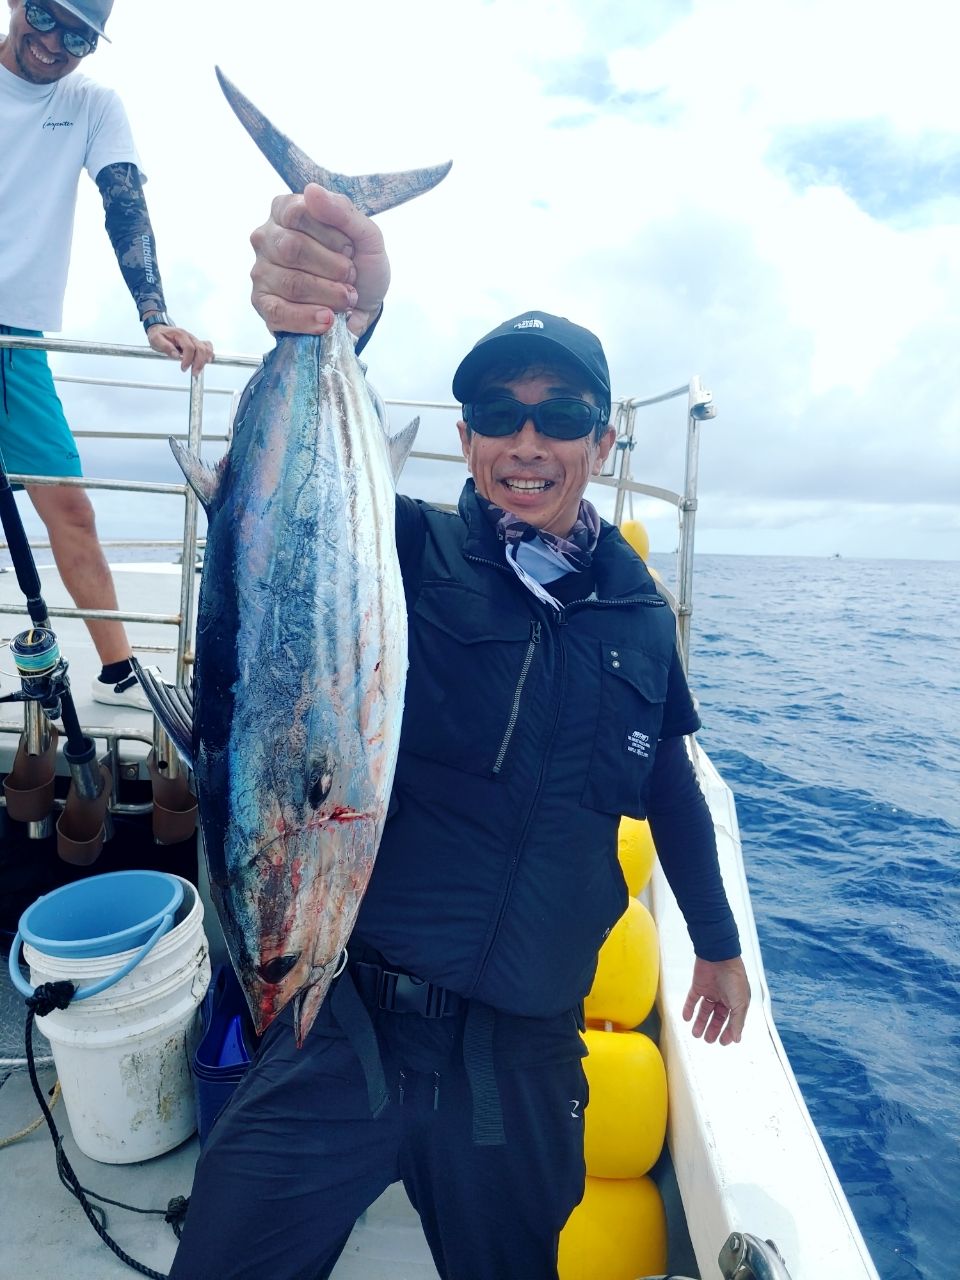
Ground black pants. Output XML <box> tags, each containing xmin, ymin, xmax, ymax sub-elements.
<box><xmin>170</xmin><ymin>992</ymin><xmax>587</xmax><ymax>1280</ymax></box>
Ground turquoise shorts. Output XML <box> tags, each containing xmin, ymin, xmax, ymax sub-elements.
<box><xmin>0</xmin><ymin>325</ymin><xmax>82</xmax><ymax>479</ymax></box>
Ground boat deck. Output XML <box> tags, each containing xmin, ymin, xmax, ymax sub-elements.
<box><xmin>0</xmin><ymin>1062</ymin><xmax>440</xmax><ymax>1279</ymax></box>
<box><xmin>0</xmin><ymin>559</ymin><xmax>444</xmax><ymax>1278</ymax></box>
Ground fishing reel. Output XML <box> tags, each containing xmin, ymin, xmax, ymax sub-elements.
<box><xmin>1</xmin><ymin>626</ymin><xmax>72</xmax><ymax>721</ymax></box>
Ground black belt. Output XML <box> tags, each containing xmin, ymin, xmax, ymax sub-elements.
<box><xmin>337</xmin><ymin>958</ymin><xmax>504</xmax><ymax>1145</ymax></box>
<box><xmin>350</xmin><ymin>960</ymin><xmax>463</xmax><ymax>1019</ymax></box>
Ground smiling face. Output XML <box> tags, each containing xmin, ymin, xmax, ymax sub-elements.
<box><xmin>457</xmin><ymin>366</ymin><xmax>616</xmax><ymax>536</ymax></box>
<box><xmin>1</xmin><ymin>1</ymin><xmax>89</xmax><ymax>83</ymax></box>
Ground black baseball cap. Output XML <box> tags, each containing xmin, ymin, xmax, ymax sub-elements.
<box><xmin>452</xmin><ymin>311</ymin><xmax>611</xmax><ymax>415</ymax></box>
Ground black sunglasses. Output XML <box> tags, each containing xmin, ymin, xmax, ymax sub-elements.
<box><xmin>462</xmin><ymin>397</ymin><xmax>606</xmax><ymax>441</ymax></box>
<box><xmin>24</xmin><ymin>2</ymin><xmax>98</xmax><ymax>57</ymax></box>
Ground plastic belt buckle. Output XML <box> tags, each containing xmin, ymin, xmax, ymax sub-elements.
<box><xmin>379</xmin><ymin>969</ymin><xmax>452</xmax><ymax>1018</ymax></box>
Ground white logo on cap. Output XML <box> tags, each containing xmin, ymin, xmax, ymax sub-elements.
<box><xmin>514</xmin><ymin>318</ymin><xmax>544</xmax><ymax>330</ymax></box>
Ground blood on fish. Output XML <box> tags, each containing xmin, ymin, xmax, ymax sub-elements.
<box><xmin>321</xmin><ymin>805</ymin><xmax>366</xmax><ymax>824</ymax></box>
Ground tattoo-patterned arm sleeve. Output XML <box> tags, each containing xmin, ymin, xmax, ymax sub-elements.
<box><xmin>95</xmin><ymin>162</ymin><xmax>167</xmax><ymax>320</ymax></box>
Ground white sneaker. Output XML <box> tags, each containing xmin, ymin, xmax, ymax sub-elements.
<box><xmin>91</xmin><ymin>665</ymin><xmax>162</xmax><ymax>712</ymax></box>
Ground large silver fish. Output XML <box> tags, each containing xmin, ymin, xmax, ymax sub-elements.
<box><xmin>137</xmin><ymin>71</ymin><xmax>450</xmax><ymax>1044</ymax></box>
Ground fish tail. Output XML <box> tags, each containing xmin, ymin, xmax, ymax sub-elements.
<box><xmin>216</xmin><ymin>67</ymin><xmax>451</xmax><ymax>216</ymax></box>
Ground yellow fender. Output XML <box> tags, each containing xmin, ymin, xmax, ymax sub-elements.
<box><xmin>585</xmin><ymin>898</ymin><xmax>659</xmax><ymax>1030</ymax></box>
<box><xmin>617</xmin><ymin>816</ymin><xmax>656</xmax><ymax>896</ymax></box>
<box><xmin>558</xmin><ymin>1174</ymin><xmax>668</xmax><ymax>1279</ymax></box>
<box><xmin>582</xmin><ymin>1028</ymin><xmax>667</xmax><ymax>1178</ymax></box>
<box><xmin>619</xmin><ymin>519</ymin><xmax>650</xmax><ymax>563</ymax></box>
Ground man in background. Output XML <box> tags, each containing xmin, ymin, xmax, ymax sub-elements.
<box><xmin>0</xmin><ymin>0</ymin><xmax>213</xmax><ymax>708</ymax></box>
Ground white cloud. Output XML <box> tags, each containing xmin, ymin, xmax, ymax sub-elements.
<box><xmin>26</xmin><ymin>0</ymin><xmax>957</xmax><ymax>559</ymax></box>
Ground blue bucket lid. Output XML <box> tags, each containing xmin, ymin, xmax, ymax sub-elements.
<box><xmin>19</xmin><ymin>871</ymin><xmax>184</xmax><ymax>959</ymax></box>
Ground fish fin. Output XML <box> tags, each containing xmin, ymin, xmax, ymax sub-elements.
<box><xmin>293</xmin><ymin>981</ymin><xmax>326</xmax><ymax>1049</ymax></box>
<box><xmin>292</xmin><ymin>950</ymin><xmax>348</xmax><ymax>1047</ymax></box>
<box><xmin>363</xmin><ymin>381</ymin><xmax>418</xmax><ymax>480</ymax></box>
<box><xmin>129</xmin><ymin>656</ymin><xmax>195</xmax><ymax>771</ymax></box>
<box><xmin>215</xmin><ymin>68</ymin><xmax>451</xmax><ymax>216</ymax></box>
<box><xmin>170</xmin><ymin>437</ymin><xmax>221</xmax><ymax>513</ymax></box>
<box><xmin>366</xmin><ymin>378</ymin><xmax>389</xmax><ymax>433</ymax></box>
<box><xmin>388</xmin><ymin>418</ymin><xmax>420</xmax><ymax>481</ymax></box>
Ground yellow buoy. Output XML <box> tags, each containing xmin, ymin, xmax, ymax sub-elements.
<box><xmin>584</xmin><ymin>898</ymin><xmax>659</xmax><ymax>1030</ymax></box>
<box><xmin>582</xmin><ymin>1028</ymin><xmax>667</xmax><ymax>1178</ymax></box>
<box><xmin>619</xmin><ymin>519</ymin><xmax>650</xmax><ymax>563</ymax></box>
<box><xmin>558</xmin><ymin>1174</ymin><xmax>668</xmax><ymax>1280</ymax></box>
<box><xmin>617</xmin><ymin>817</ymin><xmax>656</xmax><ymax>896</ymax></box>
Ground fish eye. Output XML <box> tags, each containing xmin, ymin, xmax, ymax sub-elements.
<box><xmin>307</xmin><ymin>755</ymin><xmax>335</xmax><ymax>809</ymax></box>
<box><xmin>258</xmin><ymin>955</ymin><xmax>299</xmax><ymax>984</ymax></box>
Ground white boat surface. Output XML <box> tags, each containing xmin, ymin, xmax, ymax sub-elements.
<box><xmin>652</xmin><ymin>742</ymin><xmax>880</xmax><ymax>1278</ymax></box>
<box><xmin>0</xmin><ymin>333</ymin><xmax>882</xmax><ymax>1279</ymax></box>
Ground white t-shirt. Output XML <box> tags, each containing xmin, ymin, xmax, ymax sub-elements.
<box><xmin>0</xmin><ymin>61</ymin><xmax>143</xmax><ymax>331</ymax></box>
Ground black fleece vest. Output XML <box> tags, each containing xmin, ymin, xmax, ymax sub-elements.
<box><xmin>354</xmin><ymin>486</ymin><xmax>680</xmax><ymax>1018</ymax></box>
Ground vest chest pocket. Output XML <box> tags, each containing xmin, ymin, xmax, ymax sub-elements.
<box><xmin>581</xmin><ymin>643</ymin><xmax>669</xmax><ymax>818</ymax></box>
<box><xmin>400</xmin><ymin>583</ymin><xmax>541</xmax><ymax>777</ymax></box>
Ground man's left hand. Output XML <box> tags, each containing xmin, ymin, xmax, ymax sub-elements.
<box><xmin>146</xmin><ymin>324</ymin><xmax>214</xmax><ymax>376</ymax></box>
<box><xmin>682</xmin><ymin>956</ymin><xmax>751</xmax><ymax>1045</ymax></box>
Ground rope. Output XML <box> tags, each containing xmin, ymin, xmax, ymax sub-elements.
<box><xmin>0</xmin><ymin>1078</ymin><xmax>60</xmax><ymax>1147</ymax></box>
<box><xmin>23</xmin><ymin>981</ymin><xmax>189</xmax><ymax>1277</ymax></box>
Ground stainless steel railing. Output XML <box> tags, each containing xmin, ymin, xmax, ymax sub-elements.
<box><xmin>1</xmin><ymin>332</ymin><xmax>712</xmax><ymax>677</ymax></box>
<box><xmin>0</xmin><ymin>332</ymin><xmax>259</xmax><ymax>684</ymax></box>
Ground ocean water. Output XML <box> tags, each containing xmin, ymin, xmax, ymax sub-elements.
<box><xmin>658</xmin><ymin>553</ymin><xmax>960</xmax><ymax>1280</ymax></box>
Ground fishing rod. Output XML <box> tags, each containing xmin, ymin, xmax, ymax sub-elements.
<box><xmin>0</xmin><ymin>450</ymin><xmax>106</xmax><ymax>813</ymax></box>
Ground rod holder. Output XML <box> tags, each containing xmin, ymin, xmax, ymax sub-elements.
<box><xmin>153</xmin><ymin>721</ymin><xmax>182</xmax><ymax>781</ymax></box>
<box><xmin>147</xmin><ymin>747</ymin><xmax>197</xmax><ymax>845</ymax></box>
<box><xmin>57</xmin><ymin>736</ymin><xmax>113</xmax><ymax>866</ymax></box>
<box><xmin>2</xmin><ymin>709</ymin><xmax>59</xmax><ymax>835</ymax></box>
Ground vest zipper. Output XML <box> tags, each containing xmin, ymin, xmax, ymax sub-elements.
<box><xmin>471</xmin><ymin>612</ymin><xmax>565</xmax><ymax>993</ymax></box>
<box><xmin>463</xmin><ymin>552</ymin><xmax>513</xmax><ymax>574</ymax></box>
<box><xmin>492</xmin><ymin>621</ymin><xmax>541</xmax><ymax>775</ymax></box>
<box><xmin>564</xmin><ymin>593</ymin><xmax>667</xmax><ymax>613</ymax></box>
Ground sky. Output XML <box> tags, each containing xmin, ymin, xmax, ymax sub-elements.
<box><xmin>19</xmin><ymin>0</ymin><xmax>960</xmax><ymax>559</ymax></box>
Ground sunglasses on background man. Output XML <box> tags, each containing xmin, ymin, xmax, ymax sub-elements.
<box><xmin>23</xmin><ymin>2</ymin><xmax>98</xmax><ymax>58</ymax></box>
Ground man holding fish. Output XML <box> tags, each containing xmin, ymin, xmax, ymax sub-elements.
<box><xmin>170</xmin><ymin>183</ymin><xmax>751</xmax><ymax>1280</ymax></box>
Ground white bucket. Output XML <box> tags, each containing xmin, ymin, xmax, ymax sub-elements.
<box><xmin>26</xmin><ymin>875</ymin><xmax>211</xmax><ymax>1164</ymax></box>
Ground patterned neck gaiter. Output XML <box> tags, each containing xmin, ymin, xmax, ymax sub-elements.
<box><xmin>476</xmin><ymin>490</ymin><xmax>601</xmax><ymax>608</ymax></box>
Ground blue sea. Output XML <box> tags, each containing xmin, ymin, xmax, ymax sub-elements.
<box><xmin>652</xmin><ymin>553</ymin><xmax>960</xmax><ymax>1280</ymax></box>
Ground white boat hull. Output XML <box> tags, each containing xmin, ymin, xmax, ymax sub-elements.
<box><xmin>652</xmin><ymin>742</ymin><xmax>880</xmax><ymax>1279</ymax></box>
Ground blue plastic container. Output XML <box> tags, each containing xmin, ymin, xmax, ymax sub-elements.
<box><xmin>18</xmin><ymin>870</ymin><xmax>184</xmax><ymax>958</ymax></box>
<box><xmin>192</xmin><ymin>963</ymin><xmax>258</xmax><ymax>1145</ymax></box>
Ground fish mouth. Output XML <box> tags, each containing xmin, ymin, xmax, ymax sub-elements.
<box><xmin>256</xmin><ymin>953</ymin><xmax>300</xmax><ymax>985</ymax></box>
